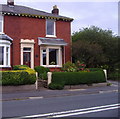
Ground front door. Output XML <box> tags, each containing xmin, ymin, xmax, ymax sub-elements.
<box><xmin>23</xmin><ymin>52</ymin><xmax>31</xmax><ymax>67</ymax></box>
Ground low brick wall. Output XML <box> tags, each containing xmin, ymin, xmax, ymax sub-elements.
<box><xmin>64</xmin><ymin>82</ymin><xmax>107</xmax><ymax>89</ymax></box>
<box><xmin>1</xmin><ymin>84</ymin><xmax>36</xmax><ymax>93</ymax></box>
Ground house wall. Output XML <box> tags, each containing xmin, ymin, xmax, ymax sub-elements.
<box><xmin>4</xmin><ymin>15</ymin><xmax>72</xmax><ymax>68</ymax></box>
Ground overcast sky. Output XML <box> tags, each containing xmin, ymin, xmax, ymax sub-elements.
<box><xmin>1</xmin><ymin>0</ymin><xmax>119</xmax><ymax>35</ymax></box>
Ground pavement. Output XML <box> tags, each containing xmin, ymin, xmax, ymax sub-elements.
<box><xmin>1</xmin><ymin>80</ymin><xmax>119</xmax><ymax>101</ymax></box>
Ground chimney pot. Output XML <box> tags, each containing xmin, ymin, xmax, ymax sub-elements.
<box><xmin>7</xmin><ymin>0</ymin><xmax>14</xmax><ymax>6</ymax></box>
<box><xmin>52</xmin><ymin>5</ymin><xmax>59</xmax><ymax>15</ymax></box>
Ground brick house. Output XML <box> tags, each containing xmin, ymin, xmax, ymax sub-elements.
<box><xmin>0</xmin><ymin>0</ymin><xmax>73</xmax><ymax>71</ymax></box>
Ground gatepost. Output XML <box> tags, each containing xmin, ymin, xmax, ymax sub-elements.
<box><xmin>47</xmin><ymin>72</ymin><xmax>52</xmax><ymax>85</ymax></box>
<box><xmin>103</xmin><ymin>69</ymin><xmax>107</xmax><ymax>82</ymax></box>
<box><xmin>35</xmin><ymin>72</ymin><xmax>38</xmax><ymax>90</ymax></box>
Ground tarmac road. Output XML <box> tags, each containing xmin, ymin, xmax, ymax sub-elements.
<box><xmin>2</xmin><ymin>80</ymin><xmax>119</xmax><ymax>118</ymax></box>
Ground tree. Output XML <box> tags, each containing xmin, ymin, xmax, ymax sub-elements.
<box><xmin>72</xmin><ymin>26</ymin><xmax>119</xmax><ymax>70</ymax></box>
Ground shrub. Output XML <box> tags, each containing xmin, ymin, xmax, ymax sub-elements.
<box><xmin>88</xmin><ymin>68</ymin><xmax>103</xmax><ymax>71</ymax></box>
<box><xmin>52</xmin><ymin>71</ymin><xmax>106</xmax><ymax>87</ymax></box>
<box><xmin>108</xmin><ymin>72</ymin><xmax>120</xmax><ymax>81</ymax></box>
<box><xmin>34</xmin><ymin>66</ymin><xmax>50</xmax><ymax>80</ymax></box>
<box><xmin>13</xmin><ymin>65</ymin><xmax>29</xmax><ymax>70</ymax></box>
<box><xmin>48</xmin><ymin>83</ymin><xmax>64</xmax><ymax>90</ymax></box>
<box><xmin>61</xmin><ymin>61</ymin><xmax>78</xmax><ymax>72</ymax></box>
<box><xmin>1</xmin><ymin>65</ymin><xmax>36</xmax><ymax>86</ymax></box>
<box><xmin>75</xmin><ymin>60</ymin><xmax>86</xmax><ymax>71</ymax></box>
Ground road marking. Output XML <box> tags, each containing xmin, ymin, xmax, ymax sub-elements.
<box><xmin>99</xmin><ymin>90</ymin><xmax>118</xmax><ymax>94</ymax></box>
<box><xmin>54</xmin><ymin>106</ymin><xmax>120</xmax><ymax>118</ymax></box>
<box><xmin>29</xmin><ymin>96</ymin><xmax>43</xmax><ymax>99</ymax></box>
<box><xmin>69</xmin><ymin>89</ymin><xmax>86</xmax><ymax>91</ymax></box>
<box><xmin>16</xmin><ymin>103</ymin><xmax>120</xmax><ymax>119</ymax></box>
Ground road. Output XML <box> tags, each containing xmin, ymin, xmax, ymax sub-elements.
<box><xmin>2</xmin><ymin>89</ymin><xmax>119</xmax><ymax>118</ymax></box>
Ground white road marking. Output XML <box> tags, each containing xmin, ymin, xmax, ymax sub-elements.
<box><xmin>69</xmin><ymin>89</ymin><xmax>86</xmax><ymax>91</ymax></box>
<box><xmin>29</xmin><ymin>96</ymin><xmax>43</xmax><ymax>99</ymax></box>
<box><xmin>99</xmin><ymin>90</ymin><xmax>118</xmax><ymax>94</ymax></box>
<box><xmin>18</xmin><ymin>103</ymin><xmax>120</xmax><ymax>119</ymax></box>
<box><xmin>54</xmin><ymin>106</ymin><xmax>120</xmax><ymax>118</ymax></box>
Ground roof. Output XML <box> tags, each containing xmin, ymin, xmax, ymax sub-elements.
<box><xmin>0</xmin><ymin>33</ymin><xmax>13</xmax><ymax>42</ymax></box>
<box><xmin>38</xmin><ymin>37</ymin><xmax>67</xmax><ymax>46</ymax></box>
<box><xmin>0</xmin><ymin>4</ymin><xmax>73</xmax><ymax>21</ymax></box>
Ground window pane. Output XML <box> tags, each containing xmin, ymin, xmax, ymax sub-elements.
<box><xmin>6</xmin><ymin>47</ymin><xmax>9</xmax><ymax>65</ymax></box>
<box><xmin>42</xmin><ymin>49</ymin><xmax>46</xmax><ymax>65</ymax></box>
<box><xmin>43</xmin><ymin>54</ymin><xmax>46</xmax><ymax>65</ymax></box>
<box><xmin>47</xmin><ymin>20</ymin><xmax>54</xmax><ymax>35</ymax></box>
<box><xmin>0</xmin><ymin>46</ymin><xmax>4</xmax><ymax>65</ymax></box>
<box><xmin>49</xmin><ymin>49</ymin><xmax>58</xmax><ymax>65</ymax></box>
<box><xmin>0</xmin><ymin>22</ymin><xmax>2</xmax><ymax>32</ymax></box>
<box><xmin>23</xmin><ymin>48</ymin><xmax>31</xmax><ymax>52</ymax></box>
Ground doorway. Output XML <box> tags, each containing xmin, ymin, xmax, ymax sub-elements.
<box><xmin>23</xmin><ymin>48</ymin><xmax>31</xmax><ymax>67</ymax></box>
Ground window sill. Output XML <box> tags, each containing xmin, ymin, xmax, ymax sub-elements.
<box><xmin>46</xmin><ymin>35</ymin><xmax>56</xmax><ymax>38</ymax></box>
<box><xmin>41</xmin><ymin>65</ymin><xmax>62</xmax><ymax>68</ymax></box>
<box><xmin>0</xmin><ymin>65</ymin><xmax>11</xmax><ymax>68</ymax></box>
<box><xmin>0</xmin><ymin>32</ymin><xmax>4</xmax><ymax>34</ymax></box>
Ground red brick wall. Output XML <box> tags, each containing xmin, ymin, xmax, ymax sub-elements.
<box><xmin>56</xmin><ymin>21</ymin><xmax>72</xmax><ymax>63</ymax></box>
<box><xmin>4</xmin><ymin>15</ymin><xmax>72</xmax><ymax>68</ymax></box>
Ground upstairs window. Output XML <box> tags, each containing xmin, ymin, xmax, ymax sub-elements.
<box><xmin>0</xmin><ymin>15</ymin><xmax>3</xmax><ymax>33</ymax></box>
<box><xmin>46</xmin><ymin>19</ymin><xmax>56</xmax><ymax>37</ymax></box>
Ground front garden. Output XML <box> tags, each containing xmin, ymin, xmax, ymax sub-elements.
<box><xmin>1</xmin><ymin>61</ymin><xmax>107</xmax><ymax>90</ymax></box>
<box><xmin>0</xmin><ymin>65</ymin><xmax>36</xmax><ymax>86</ymax></box>
<box><xmin>48</xmin><ymin>61</ymin><xmax>106</xmax><ymax>90</ymax></box>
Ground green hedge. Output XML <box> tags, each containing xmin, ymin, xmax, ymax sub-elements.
<box><xmin>88</xmin><ymin>68</ymin><xmax>103</xmax><ymax>71</ymax></box>
<box><xmin>1</xmin><ymin>65</ymin><xmax>36</xmax><ymax>86</ymax></box>
<box><xmin>49</xmin><ymin>71</ymin><xmax>106</xmax><ymax>89</ymax></box>
<box><xmin>34</xmin><ymin>66</ymin><xmax>50</xmax><ymax>80</ymax></box>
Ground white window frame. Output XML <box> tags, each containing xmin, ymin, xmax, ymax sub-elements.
<box><xmin>46</xmin><ymin>19</ymin><xmax>56</xmax><ymax>38</ymax></box>
<box><xmin>40</xmin><ymin>46</ymin><xmax>62</xmax><ymax>67</ymax></box>
<box><xmin>0</xmin><ymin>44</ymin><xmax>11</xmax><ymax>67</ymax></box>
<box><xmin>0</xmin><ymin>14</ymin><xmax>4</xmax><ymax>33</ymax></box>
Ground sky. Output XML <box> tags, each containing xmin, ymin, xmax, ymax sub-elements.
<box><xmin>1</xmin><ymin>0</ymin><xmax>119</xmax><ymax>36</ymax></box>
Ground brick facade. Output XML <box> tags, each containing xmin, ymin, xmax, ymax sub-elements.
<box><xmin>1</xmin><ymin>4</ymin><xmax>73</xmax><ymax>70</ymax></box>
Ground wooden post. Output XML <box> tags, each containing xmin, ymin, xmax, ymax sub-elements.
<box><xmin>47</xmin><ymin>72</ymin><xmax>52</xmax><ymax>85</ymax></box>
<box><xmin>35</xmin><ymin>72</ymin><xmax>38</xmax><ymax>90</ymax></box>
<box><xmin>103</xmin><ymin>69</ymin><xmax>107</xmax><ymax>82</ymax></box>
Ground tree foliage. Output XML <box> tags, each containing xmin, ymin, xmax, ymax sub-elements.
<box><xmin>72</xmin><ymin>26</ymin><xmax>119</xmax><ymax>71</ymax></box>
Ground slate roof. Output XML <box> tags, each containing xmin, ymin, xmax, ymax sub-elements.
<box><xmin>0</xmin><ymin>33</ymin><xmax>13</xmax><ymax>42</ymax></box>
<box><xmin>0</xmin><ymin>4</ymin><xmax>73</xmax><ymax>21</ymax></box>
<box><xmin>38</xmin><ymin>37</ymin><xmax>67</xmax><ymax>46</ymax></box>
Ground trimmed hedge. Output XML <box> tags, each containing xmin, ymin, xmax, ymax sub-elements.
<box><xmin>1</xmin><ymin>65</ymin><xmax>36</xmax><ymax>86</ymax></box>
<box><xmin>49</xmin><ymin>71</ymin><xmax>106</xmax><ymax>89</ymax></box>
<box><xmin>88</xmin><ymin>68</ymin><xmax>103</xmax><ymax>71</ymax></box>
<box><xmin>34</xmin><ymin>66</ymin><xmax>50</xmax><ymax>80</ymax></box>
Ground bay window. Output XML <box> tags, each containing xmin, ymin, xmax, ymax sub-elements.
<box><xmin>41</xmin><ymin>46</ymin><xmax>62</xmax><ymax>67</ymax></box>
<box><xmin>0</xmin><ymin>34</ymin><xmax>13</xmax><ymax>68</ymax></box>
<box><xmin>0</xmin><ymin>45</ymin><xmax>10</xmax><ymax>67</ymax></box>
<box><xmin>0</xmin><ymin>46</ymin><xmax>4</xmax><ymax>65</ymax></box>
<box><xmin>0</xmin><ymin>14</ymin><xmax>3</xmax><ymax>33</ymax></box>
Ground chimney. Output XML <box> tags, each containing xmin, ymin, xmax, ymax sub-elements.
<box><xmin>7</xmin><ymin>0</ymin><xmax>14</xmax><ymax>6</ymax></box>
<box><xmin>52</xmin><ymin>5</ymin><xmax>59</xmax><ymax>15</ymax></box>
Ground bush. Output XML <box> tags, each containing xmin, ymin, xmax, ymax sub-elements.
<box><xmin>1</xmin><ymin>65</ymin><xmax>36</xmax><ymax>86</ymax></box>
<box><xmin>61</xmin><ymin>61</ymin><xmax>78</xmax><ymax>72</ymax></box>
<box><xmin>51</xmin><ymin>71</ymin><xmax>106</xmax><ymax>87</ymax></box>
<box><xmin>108</xmin><ymin>71</ymin><xmax>120</xmax><ymax>81</ymax></box>
<box><xmin>48</xmin><ymin>83</ymin><xmax>64</xmax><ymax>90</ymax></box>
<box><xmin>88</xmin><ymin>68</ymin><xmax>103</xmax><ymax>71</ymax></box>
<box><xmin>13</xmin><ymin>65</ymin><xmax>29</xmax><ymax>70</ymax></box>
<box><xmin>34</xmin><ymin>66</ymin><xmax>50</xmax><ymax>80</ymax></box>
